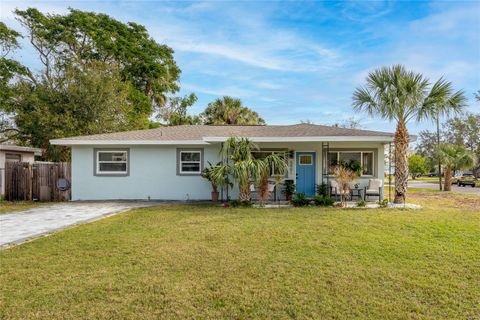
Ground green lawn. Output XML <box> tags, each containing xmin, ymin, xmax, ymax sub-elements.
<box><xmin>1</xmin><ymin>192</ymin><xmax>479</xmax><ymax>319</ymax></box>
<box><xmin>0</xmin><ymin>201</ymin><xmax>42</xmax><ymax>214</ymax></box>
<box><xmin>412</xmin><ymin>177</ymin><xmax>439</xmax><ymax>182</ymax></box>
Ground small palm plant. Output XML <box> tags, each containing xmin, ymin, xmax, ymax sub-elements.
<box><xmin>201</xmin><ymin>162</ymin><xmax>231</xmax><ymax>202</ymax></box>
<box><xmin>437</xmin><ymin>144</ymin><xmax>476</xmax><ymax>191</ymax></box>
<box><xmin>257</xmin><ymin>153</ymin><xmax>288</xmax><ymax>205</ymax></box>
<box><xmin>332</xmin><ymin>165</ymin><xmax>358</xmax><ymax>205</ymax></box>
<box><xmin>212</xmin><ymin>137</ymin><xmax>288</xmax><ymax>203</ymax></box>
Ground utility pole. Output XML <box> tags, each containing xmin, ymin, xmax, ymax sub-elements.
<box><xmin>436</xmin><ymin>114</ymin><xmax>442</xmax><ymax>191</ymax></box>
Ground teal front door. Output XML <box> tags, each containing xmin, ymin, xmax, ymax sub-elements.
<box><xmin>296</xmin><ymin>152</ymin><xmax>316</xmax><ymax>196</ymax></box>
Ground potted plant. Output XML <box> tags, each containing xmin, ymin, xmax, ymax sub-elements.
<box><xmin>332</xmin><ymin>165</ymin><xmax>358</xmax><ymax>206</ymax></box>
<box><xmin>202</xmin><ymin>162</ymin><xmax>229</xmax><ymax>202</ymax></box>
<box><xmin>283</xmin><ymin>179</ymin><xmax>295</xmax><ymax>202</ymax></box>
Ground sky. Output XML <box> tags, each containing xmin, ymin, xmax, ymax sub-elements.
<box><xmin>1</xmin><ymin>0</ymin><xmax>479</xmax><ymax>134</ymax></box>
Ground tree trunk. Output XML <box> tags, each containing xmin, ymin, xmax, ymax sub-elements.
<box><xmin>443</xmin><ymin>167</ymin><xmax>452</xmax><ymax>191</ymax></box>
<box><xmin>394</xmin><ymin>119</ymin><xmax>409</xmax><ymax>203</ymax></box>
<box><xmin>239</xmin><ymin>182</ymin><xmax>251</xmax><ymax>202</ymax></box>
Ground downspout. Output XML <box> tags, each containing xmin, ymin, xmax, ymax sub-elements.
<box><xmin>436</xmin><ymin>114</ymin><xmax>443</xmax><ymax>191</ymax></box>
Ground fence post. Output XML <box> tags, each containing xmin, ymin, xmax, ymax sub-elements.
<box><xmin>28</xmin><ymin>163</ymin><xmax>33</xmax><ymax>201</ymax></box>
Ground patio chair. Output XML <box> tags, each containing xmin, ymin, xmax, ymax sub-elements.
<box><xmin>330</xmin><ymin>180</ymin><xmax>350</xmax><ymax>201</ymax></box>
<box><xmin>268</xmin><ymin>182</ymin><xmax>276</xmax><ymax>201</ymax></box>
<box><xmin>250</xmin><ymin>183</ymin><xmax>257</xmax><ymax>201</ymax></box>
<box><xmin>364</xmin><ymin>179</ymin><xmax>383</xmax><ymax>201</ymax></box>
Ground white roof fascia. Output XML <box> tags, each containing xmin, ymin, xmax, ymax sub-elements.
<box><xmin>0</xmin><ymin>145</ymin><xmax>42</xmax><ymax>155</ymax></box>
<box><xmin>203</xmin><ymin>136</ymin><xmax>396</xmax><ymax>143</ymax></box>
<box><xmin>50</xmin><ymin>139</ymin><xmax>210</xmax><ymax>146</ymax></box>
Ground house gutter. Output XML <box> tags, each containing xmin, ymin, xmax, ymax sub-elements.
<box><xmin>202</xmin><ymin>136</ymin><xmax>400</xmax><ymax>143</ymax></box>
<box><xmin>50</xmin><ymin>135</ymin><xmax>416</xmax><ymax>146</ymax></box>
<box><xmin>49</xmin><ymin>140</ymin><xmax>210</xmax><ymax>146</ymax></box>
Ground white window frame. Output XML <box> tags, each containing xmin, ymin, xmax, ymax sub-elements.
<box><xmin>179</xmin><ymin>150</ymin><xmax>202</xmax><ymax>174</ymax></box>
<box><xmin>96</xmin><ymin>150</ymin><xmax>128</xmax><ymax>175</ymax></box>
<box><xmin>298</xmin><ymin>154</ymin><xmax>313</xmax><ymax>166</ymax></box>
<box><xmin>327</xmin><ymin>151</ymin><xmax>375</xmax><ymax>177</ymax></box>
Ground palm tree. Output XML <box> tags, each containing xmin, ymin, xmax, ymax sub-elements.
<box><xmin>421</xmin><ymin>79</ymin><xmax>466</xmax><ymax>190</ymax></box>
<box><xmin>212</xmin><ymin>137</ymin><xmax>287</xmax><ymax>202</ymax></box>
<box><xmin>257</xmin><ymin>152</ymin><xmax>289</xmax><ymax>204</ymax></box>
<box><xmin>353</xmin><ymin>65</ymin><xmax>465</xmax><ymax>203</ymax></box>
<box><xmin>212</xmin><ymin>137</ymin><xmax>260</xmax><ymax>201</ymax></box>
<box><xmin>201</xmin><ymin>96</ymin><xmax>266</xmax><ymax>125</ymax></box>
<box><xmin>437</xmin><ymin>144</ymin><xmax>476</xmax><ymax>191</ymax></box>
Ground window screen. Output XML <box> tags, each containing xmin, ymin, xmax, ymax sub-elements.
<box><xmin>96</xmin><ymin>151</ymin><xmax>128</xmax><ymax>175</ymax></box>
<box><xmin>179</xmin><ymin>150</ymin><xmax>202</xmax><ymax>174</ymax></box>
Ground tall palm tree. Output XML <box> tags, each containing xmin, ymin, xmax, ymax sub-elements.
<box><xmin>421</xmin><ymin>78</ymin><xmax>466</xmax><ymax>190</ymax></box>
<box><xmin>352</xmin><ymin>65</ymin><xmax>465</xmax><ymax>203</ymax></box>
<box><xmin>201</xmin><ymin>96</ymin><xmax>266</xmax><ymax>125</ymax></box>
<box><xmin>437</xmin><ymin>144</ymin><xmax>476</xmax><ymax>191</ymax></box>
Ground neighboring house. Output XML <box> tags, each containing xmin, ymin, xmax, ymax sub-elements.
<box><xmin>0</xmin><ymin>145</ymin><xmax>42</xmax><ymax>197</ymax></box>
<box><xmin>50</xmin><ymin>124</ymin><xmax>396</xmax><ymax>201</ymax></box>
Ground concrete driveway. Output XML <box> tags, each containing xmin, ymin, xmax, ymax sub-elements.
<box><xmin>0</xmin><ymin>202</ymin><xmax>153</xmax><ymax>247</ymax></box>
<box><xmin>408</xmin><ymin>180</ymin><xmax>480</xmax><ymax>195</ymax></box>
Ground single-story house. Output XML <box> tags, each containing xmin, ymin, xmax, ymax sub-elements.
<box><xmin>0</xmin><ymin>144</ymin><xmax>42</xmax><ymax>197</ymax></box>
<box><xmin>50</xmin><ymin>124</ymin><xmax>395</xmax><ymax>201</ymax></box>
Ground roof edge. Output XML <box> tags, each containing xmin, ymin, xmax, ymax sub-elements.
<box><xmin>0</xmin><ymin>145</ymin><xmax>42</xmax><ymax>155</ymax></box>
<box><xmin>203</xmin><ymin>136</ymin><xmax>396</xmax><ymax>143</ymax></box>
<box><xmin>50</xmin><ymin>139</ymin><xmax>210</xmax><ymax>146</ymax></box>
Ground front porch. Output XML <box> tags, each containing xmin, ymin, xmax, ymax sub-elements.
<box><xmin>220</xmin><ymin>140</ymin><xmax>391</xmax><ymax>203</ymax></box>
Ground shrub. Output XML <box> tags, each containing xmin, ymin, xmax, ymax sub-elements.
<box><xmin>356</xmin><ymin>199</ymin><xmax>367</xmax><ymax>207</ymax></box>
<box><xmin>377</xmin><ymin>199</ymin><xmax>389</xmax><ymax>208</ymax></box>
<box><xmin>229</xmin><ymin>200</ymin><xmax>253</xmax><ymax>208</ymax></box>
<box><xmin>292</xmin><ymin>192</ymin><xmax>310</xmax><ymax>207</ymax></box>
<box><xmin>283</xmin><ymin>180</ymin><xmax>295</xmax><ymax>201</ymax></box>
<box><xmin>316</xmin><ymin>183</ymin><xmax>328</xmax><ymax>197</ymax></box>
<box><xmin>313</xmin><ymin>195</ymin><xmax>335</xmax><ymax>206</ymax></box>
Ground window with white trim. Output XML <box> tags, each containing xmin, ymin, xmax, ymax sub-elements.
<box><xmin>179</xmin><ymin>150</ymin><xmax>202</xmax><ymax>174</ymax></box>
<box><xmin>299</xmin><ymin>154</ymin><xmax>313</xmax><ymax>165</ymax></box>
<box><xmin>327</xmin><ymin>151</ymin><xmax>374</xmax><ymax>176</ymax></box>
<box><xmin>96</xmin><ymin>150</ymin><xmax>128</xmax><ymax>175</ymax></box>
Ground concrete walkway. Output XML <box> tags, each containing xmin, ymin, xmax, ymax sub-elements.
<box><xmin>408</xmin><ymin>180</ymin><xmax>480</xmax><ymax>195</ymax></box>
<box><xmin>0</xmin><ymin>202</ymin><xmax>153</xmax><ymax>247</ymax></box>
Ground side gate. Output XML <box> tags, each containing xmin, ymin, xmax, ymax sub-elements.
<box><xmin>4</xmin><ymin>162</ymin><xmax>71</xmax><ymax>201</ymax></box>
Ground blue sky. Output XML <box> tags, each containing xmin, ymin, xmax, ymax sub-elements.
<box><xmin>1</xmin><ymin>0</ymin><xmax>479</xmax><ymax>134</ymax></box>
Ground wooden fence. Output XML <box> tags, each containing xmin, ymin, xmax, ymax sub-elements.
<box><xmin>4</xmin><ymin>162</ymin><xmax>71</xmax><ymax>201</ymax></box>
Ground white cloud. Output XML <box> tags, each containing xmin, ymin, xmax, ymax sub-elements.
<box><xmin>181</xmin><ymin>83</ymin><xmax>256</xmax><ymax>99</ymax></box>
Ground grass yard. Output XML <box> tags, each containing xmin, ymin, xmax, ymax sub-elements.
<box><xmin>0</xmin><ymin>201</ymin><xmax>42</xmax><ymax>214</ymax></box>
<box><xmin>1</xmin><ymin>191</ymin><xmax>479</xmax><ymax>319</ymax></box>
<box><xmin>412</xmin><ymin>177</ymin><xmax>439</xmax><ymax>182</ymax></box>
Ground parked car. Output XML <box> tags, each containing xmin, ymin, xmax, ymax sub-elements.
<box><xmin>457</xmin><ymin>174</ymin><xmax>477</xmax><ymax>187</ymax></box>
<box><xmin>452</xmin><ymin>174</ymin><xmax>464</xmax><ymax>185</ymax></box>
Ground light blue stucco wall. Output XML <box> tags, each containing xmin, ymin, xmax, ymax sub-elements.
<box><xmin>71</xmin><ymin>144</ymin><xmax>221</xmax><ymax>200</ymax></box>
<box><xmin>71</xmin><ymin>142</ymin><xmax>386</xmax><ymax>201</ymax></box>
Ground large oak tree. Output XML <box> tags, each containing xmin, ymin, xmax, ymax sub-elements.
<box><xmin>0</xmin><ymin>9</ymin><xmax>181</xmax><ymax>160</ymax></box>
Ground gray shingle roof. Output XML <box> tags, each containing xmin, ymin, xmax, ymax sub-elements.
<box><xmin>51</xmin><ymin>124</ymin><xmax>393</xmax><ymax>142</ymax></box>
<box><xmin>0</xmin><ymin>144</ymin><xmax>42</xmax><ymax>155</ymax></box>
